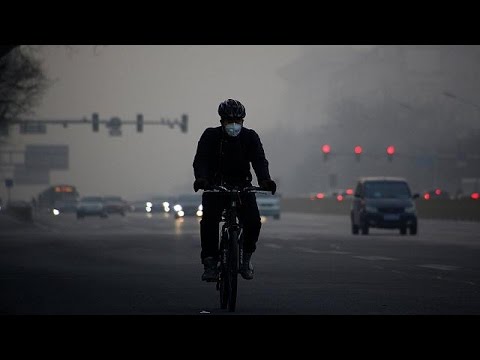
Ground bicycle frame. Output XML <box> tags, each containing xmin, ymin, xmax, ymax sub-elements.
<box><xmin>204</xmin><ymin>185</ymin><xmax>265</xmax><ymax>312</ymax></box>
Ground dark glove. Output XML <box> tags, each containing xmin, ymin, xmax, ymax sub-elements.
<box><xmin>193</xmin><ymin>178</ymin><xmax>211</xmax><ymax>192</ymax></box>
<box><xmin>260</xmin><ymin>179</ymin><xmax>277</xmax><ymax>195</ymax></box>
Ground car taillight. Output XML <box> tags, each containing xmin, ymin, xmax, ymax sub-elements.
<box><xmin>472</xmin><ymin>192</ymin><xmax>479</xmax><ymax>200</ymax></box>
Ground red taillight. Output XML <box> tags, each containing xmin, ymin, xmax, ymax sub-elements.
<box><xmin>337</xmin><ymin>194</ymin><xmax>343</xmax><ymax>202</ymax></box>
<box><xmin>471</xmin><ymin>192</ymin><xmax>479</xmax><ymax>200</ymax></box>
<box><xmin>435</xmin><ymin>189</ymin><xmax>441</xmax><ymax>196</ymax></box>
<box><xmin>424</xmin><ymin>193</ymin><xmax>430</xmax><ymax>200</ymax></box>
<box><xmin>346</xmin><ymin>189</ymin><xmax>354</xmax><ymax>195</ymax></box>
<box><xmin>316</xmin><ymin>193</ymin><xmax>325</xmax><ymax>199</ymax></box>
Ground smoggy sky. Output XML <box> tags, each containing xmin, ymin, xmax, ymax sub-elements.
<box><xmin>3</xmin><ymin>45</ymin><xmax>310</xmax><ymax>200</ymax></box>
<box><xmin>1</xmin><ymin>45</ymin><xmax>380</xmax><ymax>201</ymax></box>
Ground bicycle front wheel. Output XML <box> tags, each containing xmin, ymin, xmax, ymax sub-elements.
<box><xmin>227</xmin><ymin>229</ymin><xmax>239</xmax><ymax>312</ymax></box>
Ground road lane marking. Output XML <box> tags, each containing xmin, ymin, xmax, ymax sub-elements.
<box><xmin>352</xmin><ymin>256</ymin><xmax>397</xmax><ymax>261</ymax></box>
<box><xmin>293</xmin><ymin>246</ymin><xmax>321</xmax><ymax>254</ymax></box>
<box><xmin>263</xmin><ymin>243</ymin><xmax>283</xmax><ymax>249</ymax></box>
<box><xmin>417</xmin><ymin>264</ymin><xmax>459</xmax><ymax>271</ymax></box>
<box><xmin>324</xmin><ymin>250</ymin><xmax>351</xmax><ymax>255</ymax></box>
<box><xmin>292</xmin><ymin>247</ymin><xmax>352</xmax><ymax>255</ymax></box>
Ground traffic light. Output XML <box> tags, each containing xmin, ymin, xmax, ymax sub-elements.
<box><xmin>136</xmin><ymin>114</ymin><xmax>144</xmax><ymax>132</ymax></box>
<box><xmin>180</xmin><ymin>114</ymin><xmax>188</xmax><ymax>133</ymax></box>
<box><xmin>92</xmin><ymin>113</ymin><xmax>99</xmax><ymax>132</ymax></box>
<box><xmin>354</xmin><ymin>145</ymin><xmax>362</xmax><ymax>162</ymax></box>
<box><xmin>386</xmin><ymin>145</ymin><xmax>395</xmax><ymax>162</ymax></box>
<box><xmin>322</xmin><ymin>144</ymin><xmax>331</xmax><ymax>161</ymax></box>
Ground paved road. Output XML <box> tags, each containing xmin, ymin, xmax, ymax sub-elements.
<box><xmin>1</xmin><ymin>211</ymin><xmax>480</xmax><ymax>314</ymax></box>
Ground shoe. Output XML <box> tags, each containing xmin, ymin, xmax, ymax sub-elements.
<box><xmin>239</xmin><ymin>252</ymin><xmax>254</xmax><ymax>280</ymax></box>
<box><xmin>201</xmin><ymin>257</ymin><xmax>218</xmax><ymax>282</ymax></box>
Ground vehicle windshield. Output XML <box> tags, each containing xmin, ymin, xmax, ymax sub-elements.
<box><xmin>364</xmin><ymin>181</ymin><xmax>411</xmax><ymax>199</ymax></box>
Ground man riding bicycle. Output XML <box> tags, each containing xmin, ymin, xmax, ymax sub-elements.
<box><xmin>193</xmin><ymin>99</ymin><xmax>277</xmax><ymax>282</ymax></box>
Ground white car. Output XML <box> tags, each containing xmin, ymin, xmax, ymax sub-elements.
<box><xmin>76</xmin><ymin>196</ymin><xmax>107</xmax><ymax>219</ymax></box>
<box><xmin>256</xmin><ymin>193</ymin><xmax>281</xmax><ymax>219</ymax></box>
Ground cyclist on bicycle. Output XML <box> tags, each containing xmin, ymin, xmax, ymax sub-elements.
<box><xmin>193</xmin><ymin>99</ymin><xmax>277</xmax><ymax>282</ymax></box>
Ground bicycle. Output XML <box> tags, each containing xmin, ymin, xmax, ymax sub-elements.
<box><xmin>204</xmin><ymin>184</ymin><xmax>266</xmax><ymax>312</ymax></box>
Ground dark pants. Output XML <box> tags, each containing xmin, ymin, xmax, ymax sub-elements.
<box><xmin>200</xmin><ymin>192</ymin><xmax>261</xmax><ymax>261</ymax></box>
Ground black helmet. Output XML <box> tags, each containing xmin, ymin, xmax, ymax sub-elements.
<box><xmin>218</xmin><ymin>99</ymin><xmax>246</xmax><ymax>120</ymax></box>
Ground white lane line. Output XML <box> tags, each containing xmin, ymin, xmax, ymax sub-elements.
<box><xmin>263</xmin><ymin>243</ymin><xmax>283</xmax><ymax>249</ymax></box>
<box><xmin>293</xmin><ymin>246</ymin><xmax>321</xmax><ymax>254</ymax></box>
<box><xmin>352</xmin><ymin>255</ymin><xmax>397</xmax><ymax>261</ymax></box>
<box><xmin>323</xmin><ymin>250</ymin><xmax>351</xmax><ymax>255</ymax></box>
<box><xmin>417</xmin><ymin>264</ymin><xmax>459</xmax><ymax>271</ymax></box>
<box><xmin>292</xmin><ymin>246</ymin><xmax>352</xmax><ymax>255</ymax></box>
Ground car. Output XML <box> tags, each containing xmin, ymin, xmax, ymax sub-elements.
<box><xmin>129</xmin><ymin>200</ymin><xmax>149</xmax><ymax>213</ymax></box>
<box><xmin>172</xmin><ymin>194</ymin><xmax>203</xmax><ymax>219</ymax></box>
<box><xmin>52</xmin><ymin>199</ymin><xmax>78</xmax><ymax>215</ymax></box>
<box><xmin>76</xmin><ymin>196</ymin><xmax>108</xmax><ymax>219</ymax></box>
<box><xmin>350</xmin><ymin>177</ymin><xmax>419</xmax><ymax>236</ymax></box>
<box><xmin>103</xmin><ymin>196</ymin><xmax>128</xmax><ymax>216</ymax></box>
<box><xmin>256</xmin><ymin>192</ymin><xmax>281</xmax><ymax>219</ymax></box>
<box><xmin>146</xmin><ymin>196</ymin><xmax>176</xmax><ymax>213</ymax></box>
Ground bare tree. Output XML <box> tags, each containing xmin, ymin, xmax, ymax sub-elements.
<box><xmin>0</xmin><ymin>46</ymin><xmax>50</xmax><ymax>127</ymax></box>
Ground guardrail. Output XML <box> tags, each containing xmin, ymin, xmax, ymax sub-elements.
<box><xmin>280</xmin><ymin>198</ymin><xmax>480</xmax><ymax>222</ymax></box>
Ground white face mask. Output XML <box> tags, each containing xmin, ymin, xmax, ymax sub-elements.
<box><xmin>224</xmin><ymin>123</ymin><xmax>242</xmax><ymax>137</ymax></box>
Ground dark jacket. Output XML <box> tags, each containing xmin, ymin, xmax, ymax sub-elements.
<box><xmin>193</xmin><ymin>126</ymin><xmax>271</xmax><ymax>187</ymax></box>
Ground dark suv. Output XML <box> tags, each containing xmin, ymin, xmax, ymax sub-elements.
<box><xmin>351</xmin><ymin>177</ymin><xmax>419</xmax><ymax>236</ymax></box>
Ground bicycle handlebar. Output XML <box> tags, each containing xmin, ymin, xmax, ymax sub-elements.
<box><xmin>203</xmin><ymin>185</ymin><xmax>269</xmax><ymax>194</ymax></box>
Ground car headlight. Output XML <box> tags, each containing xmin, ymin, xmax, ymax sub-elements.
<box><xmin>173</xmin><ymin>204</ymin><xmax>182</xmax><ymax>212</ymax></box>
<box><xmin>365</xmin><ymin>206</ymin><xmax>377</xmax><ymax>213</ymax></box>
<box><xmin>405</xmin><ymin>206</ymin><xmax>416</xmax><ymax>213</ymax></box>
<box><xmin>198</xmin><ymin>204</ymin><xmax>203</xmax><ymax>211</ymax></box>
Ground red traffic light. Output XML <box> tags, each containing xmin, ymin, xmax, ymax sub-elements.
<box><xmin>386</xmin><ymin>145</ymin><xmax>395</xmax><ymax>155</ymax></box>
<box><xmin>322</xmin><ymin>144</ymin><xmax>331</xmax><ymax>154</ymax></box>
<box><xmin>354</xmin><ymin>146</ymin><xmax>363</xmax><ymax>155</ymax></box>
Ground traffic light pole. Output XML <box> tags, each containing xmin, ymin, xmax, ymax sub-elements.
<box><xmin>9</xmin><ymin>113</ymin><xmax>189</xmax><ymax>135</ymax></box>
